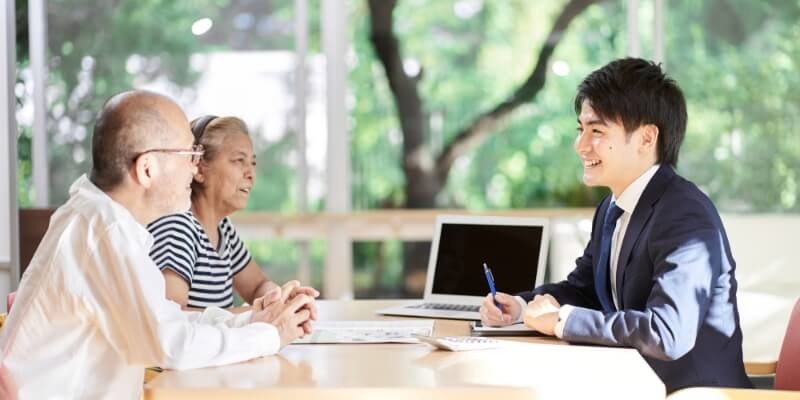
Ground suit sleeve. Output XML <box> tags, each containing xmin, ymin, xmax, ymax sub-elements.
<box><xmin>518</xmin><ymin>203</ymin><xmax>603</xmax><ymax>310</ymax></box>
<box><xmin>559</xmin><ymin>203</ymin><xmax>722</xmax><ymax>361</ymax></box>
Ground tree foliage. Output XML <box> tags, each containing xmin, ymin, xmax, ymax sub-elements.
<box><xmin>668</xmin><ymin>0</ymin><xmax>800</xmax><ymax>212</ymax></box>
<box><xmin>13</xmin><ymin>1</ymin><xmax>800</xmax><ymax>297</ymax></box>
<box><xmin>350</xmin><ymin>1</ymin><xmax>623</xmax><ymax>212</ymax></box>
<box><xmin>350</xmin><ymin>0</ymin><xmax>800</xmax><ymax>213</ymax></box>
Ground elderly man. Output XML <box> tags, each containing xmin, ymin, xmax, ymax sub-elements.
<box><xmin>0</xmin><ymin>91</ymin><xmax>315</xmax><ymax>399</ymax></box>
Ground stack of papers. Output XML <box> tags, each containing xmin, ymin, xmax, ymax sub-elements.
<box><xmin>294</xmin><ymin>320</ymin><xmax>435</xmax><ymax>344</ymax></box>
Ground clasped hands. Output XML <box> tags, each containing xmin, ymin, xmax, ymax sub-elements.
<box><xmin>250</xmin><ymin>280</ymin><xmax>319</xmax><ymax>346</ymax></box>
<box><xmin>479</xmin><ymin>292</ymin><xmax>561</xmax><ymax>336</ymax></box>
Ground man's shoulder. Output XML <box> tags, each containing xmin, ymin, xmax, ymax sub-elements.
<box><xmin>23</xmin><ymin>194</ymin><xmax>142</xmax><ymax>280</ymax></box>
<box><xmin>654</xmin><ymin>172</ymin><xmax>723</xmax><ymax>229</ymax></box>
<box><xmin>62</xmin><ymin>193</ymin><xmax>120</xmax><ymax>237</ymax></box>
<box><xmin>663</xmin><ymin>173</ymin><xmax>716</xmax><ymax>208</ymax></box>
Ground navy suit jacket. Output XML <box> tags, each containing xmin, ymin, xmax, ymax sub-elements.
<box><xmin>522</xmin><ymin>165</ymin><xmax>752</xmax><ymax>392</ymax></box>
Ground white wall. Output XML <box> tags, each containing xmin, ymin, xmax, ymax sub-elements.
<box><xmin>721</xmin><ymin>214</ymin><xmax>799</xmax><ymax>362</ymax></box>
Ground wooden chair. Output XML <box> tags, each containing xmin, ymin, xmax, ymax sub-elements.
<box><xmin>6</xmin><ymin>208</ymin><xmax>56</xmax><ymax>313</ymax></box>
<box><xmin>18</xmin><ymin>208</ymin><xmax>56</xmax><ymax>278</ymax></box>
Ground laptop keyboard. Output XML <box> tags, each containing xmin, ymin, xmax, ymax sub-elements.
<box><xmin>409</xmin><ymin>303</ymin><xmax>480</xmax><ymax>312</ymax></box>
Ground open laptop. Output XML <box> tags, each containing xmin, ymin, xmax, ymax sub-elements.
<box><xmin>377</xmin><ymin>215</ymin><xmax>549</xmax><ymax>320</ymax></box>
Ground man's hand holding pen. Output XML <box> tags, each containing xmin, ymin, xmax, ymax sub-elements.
<box><xmin>479</xmin><ymin>292</ymin><xmax>522</xmax><ymax>327</ymax></box>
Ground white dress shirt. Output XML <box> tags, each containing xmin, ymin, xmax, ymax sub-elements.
<box><xmin>608</xmin><ymin>164</ymin><xmax>660</xmax><ymax>309</ymax></box>
<box><xmin>0</xmin><ymin>175</ymin><xmax>280</xmax><ymax>399</ymax></box>
<box><xmin>517</xmin><ymin>165</ymin><xmax>660</xmax><ymax>337</ymax></box>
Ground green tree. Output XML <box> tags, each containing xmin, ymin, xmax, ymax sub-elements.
<box><xmin>15</xmin><ymin>0</ymin><xmax>214</xmax><ymax>204</ymax></box>
<box><xmin>15</xmin><ymin>0</ymin><xmax>33</xmax><ymax>206</ymax></box>
<box><xmin>667</xmin><ymin>0</ymin><xmax>800</xmax><ymax>212</ymax></box>
<box><xmin>17</xmin><ymin>0</ymin><xmax>302</xmax><ymax>208</ymax></box>
<box><xmin>353</xmin><ymin>0</ymin><xmax>614</xmax><ymax>292</ymax></box>
<box><xmin>365</xmin><ymin>0</ymin><xmax>601</xmax><ymax>210</ymax></box>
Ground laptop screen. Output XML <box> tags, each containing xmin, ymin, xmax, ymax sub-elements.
<box><xmin>431</xmin><ymin>223</ymin><xmax>544</xmax><ymax>296</ymax></box>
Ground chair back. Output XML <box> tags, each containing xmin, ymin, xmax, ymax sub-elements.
<box><xmin>18</xmin><ymin>208</ymin><xmax>56</xmax><ymax>277</ymax></box>
<box><xmin>775</xmin><ymin>298</ymin><xmax>800</xmax><ymax>390</ymax></box>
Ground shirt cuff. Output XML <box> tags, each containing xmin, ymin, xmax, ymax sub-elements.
<box><xmin>554</xmin><ymin>304</ymin><xmax>574</xmax><ymax>339</ymax></box>
<box><xmin>514</xmin><ymin>296</ymin><xmax>528</xmax><ymax>323</ymax></box>
<box><xmin>232</xmin><ymin>310</ymin><xmax>254</xmax><ymax>328</ymax></box>
<box><xmin>241</xmin><ymin>322</ymin><xmax>282</xmax><ymax>357</ymax></box>
<box><xmin>188</xmin><ymin>307</ymin><xmax>256</xmax><ymax>329</ymax></box>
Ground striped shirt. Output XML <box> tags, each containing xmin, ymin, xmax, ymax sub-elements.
<box><xmin>147</xmin><ymin>211</ymin><xmax>252</xmax><ymax>308</ymax></box>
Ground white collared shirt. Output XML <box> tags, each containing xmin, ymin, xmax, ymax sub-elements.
<box><xmin>0</xmin><ymin>175</ymin><xmax>280</xmax><ymax>399</ymax></box>
<box><xmin>608</xmin><ymin>164</ymin><xmax>660</xmax><ymax>309</ymax></box>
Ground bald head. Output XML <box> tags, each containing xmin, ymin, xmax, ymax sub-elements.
<box><xmin>90</xmin><ymin>90</ymin><xmax>188</xmax><ymax>191</ymax></box>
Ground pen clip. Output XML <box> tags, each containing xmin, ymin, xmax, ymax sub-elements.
<box><xmin>483</xmin><ymin>263</ymin><xmax>495</xmax><ymax>282</ymax></box>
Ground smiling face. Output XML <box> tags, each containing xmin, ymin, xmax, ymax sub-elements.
<box><xmin>194</xmin><ymin>131</ymin><xmax>256</xmax><ymax>215</ymax></box>
<box><xmin>574</xmin><ymin>100</ymin><xmax>658</xmax><ymax>197</ymax></box>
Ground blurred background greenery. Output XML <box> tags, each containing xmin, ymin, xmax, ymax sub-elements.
<box><xmin>13</xmin><ymin>0</ymin><xmax>800</xmax><ymax>297</ymax></box>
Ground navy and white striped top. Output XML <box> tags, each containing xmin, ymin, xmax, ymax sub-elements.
<box><xmin>147</xmin><ymin>211</ymin><xmax>252</xmax><ymax>309</ymax></box>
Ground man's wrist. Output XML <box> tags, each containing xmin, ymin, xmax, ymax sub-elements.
<box><xmin>554</xmin><ymin>304</ymin><xmax>574</xmax><ymax>338</ymax></box>
<box><xmin>514</xmin><ymin>296</ymin><xmax>528</xmax><ymax>323</ymax></box>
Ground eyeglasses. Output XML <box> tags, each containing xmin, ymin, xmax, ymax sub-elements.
<box><xmin>135</xmin><ymin>144</ymin><xmax>205</xmax><ymax>165</ymax></box>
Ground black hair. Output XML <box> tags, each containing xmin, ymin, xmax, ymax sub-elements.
<box><xmin>574</xmin><ymin>58</ymin><xmax>687</xmax><ymax>167</ymax></box>
<box><xmin>190</xmin><ymin>115</ymin><xmax>218</xmax><ymax>144</ymax></box>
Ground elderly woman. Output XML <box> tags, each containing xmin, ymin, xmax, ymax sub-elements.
<box><xmin>148</xmin><ymin>115</ymin><xmax>318</xmax><ymax>314</ymax></box>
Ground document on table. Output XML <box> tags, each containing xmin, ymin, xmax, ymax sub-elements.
<box><xmin>293</xmin><ymin>320</ymin><xmax>435</xmax><ymax>344</ymax></box>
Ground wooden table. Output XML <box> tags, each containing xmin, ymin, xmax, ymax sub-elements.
<box><xmin>144</xmin><ymin>300</ymin><xmax>665</xmax><ymax>400</ymax></box>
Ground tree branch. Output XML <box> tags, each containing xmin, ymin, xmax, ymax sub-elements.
<box><xmin>435</xmin><ymin>0</ymin><xmax>600</xmax><ymax>181</ymax></box>
<box><xmin>367</xmin><ymin>0</ymin><xmax>430</xmax><ymax>173</ymax></box>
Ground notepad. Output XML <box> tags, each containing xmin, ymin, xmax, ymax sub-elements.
<box><xmin>469</xmin><ymin>321</ymin><xmax>543</xmax><ymax>336</ymax></box>
<box><xmin>293</xmin><ymin>320</ymin><xmax>435</xmax><ymax>344</ymax></box>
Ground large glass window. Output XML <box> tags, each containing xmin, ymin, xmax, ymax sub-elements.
<box><xmin>349</xmin><ymin>1</ymin><xmax>626</xmax><ymax>213</ymax></box>
<box><xmin>348</xmin><ymin>1</ymin><xmax>625</xmax><ymax>296</ymax></box>
<box><xmin>17</xmin><ymin>0</ymin><xmax>323</xmax><ymax>212</ymax></box>
<box><xmin>15</xmin><ymin>0</ymin><xmax>327</xmax><ymax>293</ymax></box>
<box><xmin>18</xmin><ymin>1</ymin><xmax>797</xmax><ymax>298</ymax></box>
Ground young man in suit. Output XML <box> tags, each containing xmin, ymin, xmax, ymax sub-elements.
<box><xmin>480</xmin><ymin>58</ymin><xmax>752</xmax><ymax>392</ymax></box>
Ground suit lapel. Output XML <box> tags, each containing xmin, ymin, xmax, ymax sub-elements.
<box><xmin>615</xmin><ymin>165</ymin><xmax>676</xmax><ymax>309</ymax></box>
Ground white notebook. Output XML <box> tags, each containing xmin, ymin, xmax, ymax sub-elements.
<box><xmin>294</xmin><ymin>320</ymin><xmax>435</xmax><ymax>344</ymax></box>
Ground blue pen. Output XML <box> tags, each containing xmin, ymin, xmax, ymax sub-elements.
<box><xmin>483</xmin><ymin>262</ymin><xmax>502</xmax><ymax>310</ymax></box>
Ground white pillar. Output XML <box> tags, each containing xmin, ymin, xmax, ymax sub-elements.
<box><xmin>1</xmin><ymin>0</ymin><xmax>21</xmax><ymax>309</ymax></box>
<box><xmin>29</xmin><ymin>0</ymin><xmax>49</xmax><ymax>206</ymax></box>
<box><xmin>653</xmin><ymin>0</ymin><xmax>665</xmax><ymax>67</ymax></box>
<box><xmin>321</xmin><ymin>0</ymin><xmax>352</xmax><ymax>299</ymax></box>
<box><xmin>627</xmin><ymin>0</ymin><xmax>640</xmax><ymax>58</ymax></box>
<box><xmin>294</xmin><ymin>0</ymin><xmax>311</xmax><ymax>286</ymax></box>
